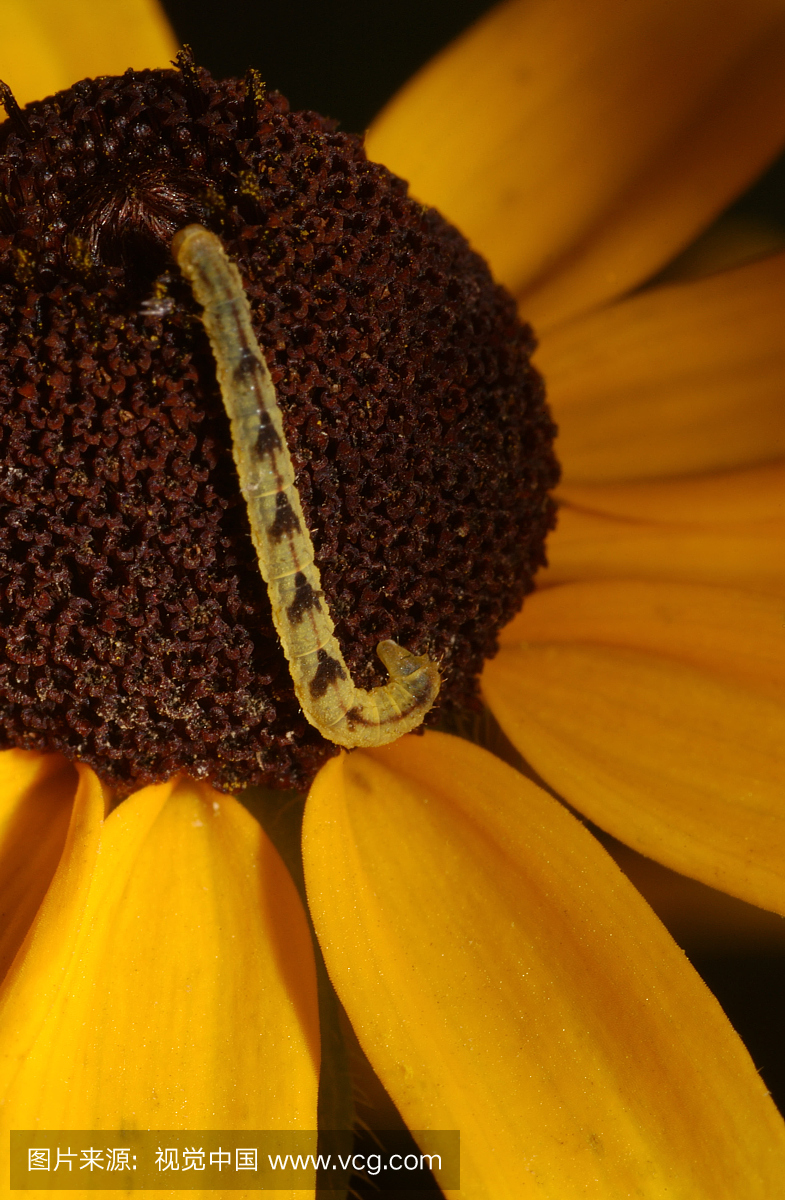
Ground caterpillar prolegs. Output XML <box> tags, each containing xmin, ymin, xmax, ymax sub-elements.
<box><xmin>172</xmin><ymin>225</ymin><xmax>441</xmax><ymax>749</ymax></box>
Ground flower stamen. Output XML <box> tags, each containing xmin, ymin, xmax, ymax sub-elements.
<box><xmin>0</xmin><ymin>81</ymin><xmax>31</xmax><ymax>140</ymax></box>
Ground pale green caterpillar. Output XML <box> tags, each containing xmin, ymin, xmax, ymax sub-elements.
<box><xmin>172</xmin><ymin>224</ymin><xmax>440</xmax><ymax>748</ymax></box>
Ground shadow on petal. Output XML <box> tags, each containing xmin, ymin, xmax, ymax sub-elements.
<box><xmin>0</xmin><ymin>752</ymin><xmax>78</xmax><ymax>983</ymax></box>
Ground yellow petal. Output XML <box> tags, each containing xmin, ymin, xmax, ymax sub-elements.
<box><xmin>303</xmin><ymin>733</ymin><xmax>785</xmax><ymax>1199</ymax></box>
<box><xmin>558</xmin><ymin>461</ymin><xmax>785</xmax><ymax>522</ymax></box>
<box><xmin>0</xmin><ymin>770</ymin><xmax>319</xmax><ymax>1198</ymax></box>
<box><xmin>0</xmin><ymin>752</ymin><xmax>77</xmax><ymax>984</ymax></box>
<box><xmin>542</xmin><ymin>463</ymin><xmax>785</xmax><ymax>593</ymax></box>
<box><xmin>367</xmin><ymin>0</ymin><xmax>785</xmax><ymax>330</ymax></box>
<box><xmin>2</xmin><ymin>0</ymin><xmax>179</xmax><ymax>107</ymax></box>
<box><xmin>485</xmin><ymin>581</ymin><xmax>785</xmax><ymax>912</ymax></box>
<box><xmin>538</xmin><ymin>252</ymin><xmax>785</xmax><ymax>482</ymax></box>
<box><xmin>0</xmin><ymin>761</ymin><xmax>108</xmax><ymax>1061</ymax></box>
<box><xmin>502</xmin><ymin>579</ymin><xmax>785</xmax><ymax>695</ymax></box>
<box><xmin>543</xmin><ymin>509</ymin><xmax>785</xmax><ymax>595</ymax></box>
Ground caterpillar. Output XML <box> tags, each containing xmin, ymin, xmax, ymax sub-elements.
<box><xmin>171</xmin><ymin>224</ymin><xmax>441</xmax><ymax>749</ymax></box>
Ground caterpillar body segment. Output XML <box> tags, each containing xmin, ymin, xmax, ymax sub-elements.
<box><xmin>171</xmin><ymin>224</ymin><xmax>440</xmax><ymax>748</ymax></box>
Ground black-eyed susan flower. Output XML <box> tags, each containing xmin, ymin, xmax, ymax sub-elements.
<box><xmin>1</xmin><ymin>1</ymin><xmax>785</xmax><ymax>1198</ymax></box>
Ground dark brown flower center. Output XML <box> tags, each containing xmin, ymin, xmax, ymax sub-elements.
<box><xmin>0</xmin><ymin>56</ymin><xmax>559</xmax><ymax>794</ymax></box>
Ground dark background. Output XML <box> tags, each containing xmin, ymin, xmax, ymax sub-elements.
<box><xmin>161</xmin><ymin>0</ymin><xmax>785</xmax><ymax>1150</ymax></box>
<box><xmin>162</xmin><ymin>0</ymin><xmax>496</xmax><ymax>133</ymax></box>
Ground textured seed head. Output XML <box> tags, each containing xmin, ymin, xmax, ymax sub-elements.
<box><xmin>0</xmin><ymin>56</ymin><xmax>559</xmax><ymax>794</ymax></box>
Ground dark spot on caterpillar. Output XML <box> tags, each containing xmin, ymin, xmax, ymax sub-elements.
<box><xmin>343</xmin><ymin>706</ymin><xmax>362</xmax><ymax>731</ymax></box>
<box><xmin>233</xmin><ymin>347</ymin><xmax>259</xmax><ymax>383</ymax></box>
<box><xmin>268</xmin><ymin>492</ymin><xmax>300</xmax><ymax>540</ymax></box>
<box><xmin>255</xmin><ymin>409</ymin><xmax>283</xmax><ymax>458</ymax></box>
<box><xmin>286</xmin><ymin>572</ymin><xmax>322</xmax><ymax>624</ymax></box>
<box><xmin>400</xmin><ymin>671</ymin><xmax>433</xmax><ymax>705</ymax></box>
<box><xmin>309</xmin><ymin>649</ymin><xmax>347</xmax><ymax>699</ymax></box>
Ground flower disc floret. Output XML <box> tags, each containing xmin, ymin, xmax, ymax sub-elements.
<box><xmin>0</xmin><ymin>59</ymin><xmax>559</xmax><ymax>792</ymax></box>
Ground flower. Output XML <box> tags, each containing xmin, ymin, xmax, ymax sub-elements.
<box><xmin>2</xmin><ymin>1</ymin><xmax>785</xmax><ymax>1198</ymax></box>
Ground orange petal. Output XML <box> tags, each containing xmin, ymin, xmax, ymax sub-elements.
<box><xmin>542</xmin><ymin>509</ymin><xmax>785</xmax><ymax>595</ymax></box>
<box><xmin>486</xmin><ymin>581</ymin><xmax>785</xmax><ymax>912</ymax></box>
<box><xmin>0</xmin><ymin>752</ymin><xmax>81</xmax><ymax>988</ymax></box>
<box><xmin>557</xmin><ymin>461</ymin><xmax>785</xmax><ymax>522</ymax></box>
<box><xmin>0</xmin><ymin>762</ymin><xmax>108</xmax><ymax>1061</ymax></box>
<box><xmin>542</xmin><ymin>463</ymin><xmax>785</xmax><ymax>593</ymax></box>
<box><xmin>3</xmin><ymin>0</ymin><xmax>178</xmax><ymax>107</ymax></box>
<box><xmin>501</xmin><ymin>579</ymin><xmax>785</xmax><ymax>695</ymax></box>
<box><xmin>304</xmin><ymin>733</ymin><xmax>785</xmax><ymax>1199</ymax></box>
<box><xmin>367</xmin><ymin>0</ymin><xmax>785</xmax><ymax>329</ymax></box>
<box><xmin>538</xmin><ymin>252</ymin><xmax>785</xmax><ymax>482</ymax></box>
<box><xmin>0</xmin><ymin>770</ymin><xmax>319</xmax><ymax>1197</ymax></box>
